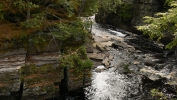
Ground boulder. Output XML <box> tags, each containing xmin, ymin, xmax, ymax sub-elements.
<box><xmin>143</xmin><ymin>57</ymin><xmax>154</xmax><ymax>66</ymax></box>
<box><xmin>95</xmin><ymin>65</ymin><xmax>106</xmax><ymax>72</ymax></box>
<box><xmin>133</xmin><ymin>61</ymin><xmax>140</xmax><ymax>65</ymax></box>
<box><xmin>95</xmin><ymin>42</ymin><xmax>105</xmax><ymax>52</ymax></box>
<box><xmin>102</xmin><ymin>57</ymin><xmax>110</xmax><ymax>66</ymax></box>
<box><xmin>109</xmin><ymin>55</ymin><xmax>114</xmax><ymax>60</ymax></box>
<box><xmin>128</xmin><ymin>65</ymin><xmax>139</xmax><ymax>73</ymax></box>
<box><xmin>127</xmin><ymin>46</ymin><xmax>136</xmax><ymax>52</ymax></box>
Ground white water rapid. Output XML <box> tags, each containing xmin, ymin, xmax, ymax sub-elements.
<box><xmin>85</xmin><ymin>70</ymin><xmax>135</xmax><ymax>100</ymax></box>
<box><xmin>84</xmin><ymin>18</ymin><xmax>144</xmax><ymax>100</ymax></box>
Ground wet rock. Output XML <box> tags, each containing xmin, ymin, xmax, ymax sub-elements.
<box><xmin>143</xmin><ymin>57</ymin><xmax>154</xmax><ymax>66</ymax></box>
<box><xmin>152</xmin><ymin>59</ymin><xmax>165</xmax><ymax>64</ymax></box>
<box><xmin>114</xmin><ymin>63</ymin><xmax>131</xmax><ymax>74</ymax></box>
<box><xmin>127</xmin><ymin>46</ymin><xmax>136</xmax><ymax>52</ymax></box>
<box><xmin>102</xmin><ymin>57</ymin><xmax>110</xmax><ymax>66</ymax></box>
<box><xmin>133</xmin><ymin>61</ymin><xmax>140</xmax><ymax>65</ymax></box>
<box><xmin>112</xmin><ymin>42</ymin><xmax>128</xmax><ymax>49</ymax></box>
<box><xmin>140</xmin><ymin>67</ymin><xmax>165</xmax><ymax>81</ymax></box>
<box><xmin>95</xmin><ymin>65</ymin><xmax>106</xmax><ymax>72</ymax></box>
<box><xmin>128</xmin><ymin>65</ymin><xmax>139</xmax><ymax>72</ymax></box>
<box><xmin>135</xmin><ymin>50</ymin><xmax>142</xmax><ymax>53</ymax></box>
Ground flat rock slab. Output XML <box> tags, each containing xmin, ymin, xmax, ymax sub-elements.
<box><xmin>101</xmin><ymin>41</ymin><xmax>114</xmax><ymax>47</ymax></box>
<box><xmin>88</xmin><ymin>53</ymin><xmax>105</xmax><ymax>60</ymax></box>
<box><xmin>92</xmin><ymin>35</ymin><xmax>110</xmax><ymax>42</ymax></box>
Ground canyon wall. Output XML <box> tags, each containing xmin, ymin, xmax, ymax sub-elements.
<box><xmin>0</xmin><ymin>33</ymin><xmax>91</xmax><ymax>100</ymax></box>
<box><xmin>95</xmin><ymin>0</ymin><xmax>166</xmax><ymax>30</ymax></box>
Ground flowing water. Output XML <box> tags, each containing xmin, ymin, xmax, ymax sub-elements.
<box><xmin>60</xmin><ymin>16</ymin><xmax>177</xmax><ymax>100</ymax></box>
<box><xmin>85</xmin><ymin>70</ymin><xmax>143</xmax><ymax>100</ymax></box>
<box><xmin>84</xmin><ymin>22</ymin><xmax>145</xmax><ymax>100</ymax></box>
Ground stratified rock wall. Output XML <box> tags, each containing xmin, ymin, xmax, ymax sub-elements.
<box><xmin>0</xmin><ymin>33</ymin><xmax>91</xmax><ymax>100</ymax></box>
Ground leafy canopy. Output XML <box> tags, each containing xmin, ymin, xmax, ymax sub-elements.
<box><xmin>136</xmin><ymin>0</ymin><xmax>177</xmax><ymax>49</ymax></box>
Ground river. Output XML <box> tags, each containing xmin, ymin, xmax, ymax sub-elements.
<box><xmin>84</xmin><ymin>22</ymin><xmax>146</xmax><ymax>100</ymax></box>
<box><xmin>62</xmin><ymin>16</ymin><xmax>177</xmax><ymax>100</ymax></box>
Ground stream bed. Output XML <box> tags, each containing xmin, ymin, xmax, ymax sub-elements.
<box><xmin>83</xmin><ymin>22</ymin><xmax>177</xmax><ymax>100</ymax></box>
<box><xmin>59</xmin><ymin>19</ymin><xmax>177</xmax><ymax>100</ymax></box>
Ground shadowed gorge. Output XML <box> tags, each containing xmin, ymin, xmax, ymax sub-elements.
<box><xmin>0</xmin><ymin>0</ymin><xmax>177</xmax><ymax>100</ymax></box>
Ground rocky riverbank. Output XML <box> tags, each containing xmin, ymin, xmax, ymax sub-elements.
<box><xmin>88</xmin><ymin>23</ymin><xmax>177</xmax><ymax>99</ymax></box>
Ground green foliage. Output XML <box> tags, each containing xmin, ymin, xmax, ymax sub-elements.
<box><xmin>151</xmin><ymin>89</ymin><xmax>168</xmax><ymax>100</ymax></box>
<box><xmin>51</xmin><ymin>19</ymin><xmax>89</xmax><ymax>43</ymax></box>
<box><xmin>57</xmin><ymin>0</ymin><xmax>80</xmax><ymax>17</ymax></box>
<box><xmin>79</xmin><ymin>0</ymin><xmax>99</xmax><ymax>16</ymax></box>
<box><xmin>21</xmin><ymin>64</ymin><xmax>53</xmax><ymax>75</ymax></box>
<box><xmin>29</xmin><ymin>35</ymin><xmax>47</xmax><ymax>52</ymax></box>
<box><xmin>136</xmin><ymin>0</ymin><xmax>177</xmax><ymax>49</ymax></box>
<box><xmin>0</xmin><ymin>3</ymin><xmax>3</xmax><ymax>19</ymax></box>
<box><xmin>117</xmin><ymin>2</ymin><xmax>133</xmax><ymax>21</ymax></box>
<box><xmin>30</xmin><ymin>36</ymin><xmax>45</xmax><ymax>45</ymax></box>
<box><xmin>99</xmin><ymin>0</ymin><xmax>122</xmax><ymax>13</ymax></box>
<box><xmin>13</xmin><ymin>0</ymin><xmax>39</xmax><ymax>10</ymax></box>
<box><xmin>21</xmin><ymin>13</ymin><xmax>45</xmax><ymax>29</ymax></box>
<box><xmin>78</xmin><ymin>0</ymin><xmax>122</xmax><ymax>16</ymax></box>
<box><xmin>60</xmin><ymin>46</ymin><xmax>92</xmax><ymax>72</ymax></box>
<box><xmin>77</xmin><ymin>46</ymin><xmax>87</xmax><ymax>59</ymax></box>
<box><xmin>12</xmin><ymin>0</ymin><xmax>39</xmax><ymax>19</ymax></box>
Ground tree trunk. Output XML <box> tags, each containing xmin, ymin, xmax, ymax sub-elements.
<box><xmin>78</xmin><ymin>0</ymin><xmax>87</xmax><ymax>17</ymax></box>
<box><xmin>26</xmin><ymin>0</ymin><xmax>30</xmax><ymax>21</ymax></box>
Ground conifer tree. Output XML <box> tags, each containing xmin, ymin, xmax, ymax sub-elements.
<box><xmin>136</xmin><ymin>0</ymin><xmax>177</xmax><ymax>49</ymax></box>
